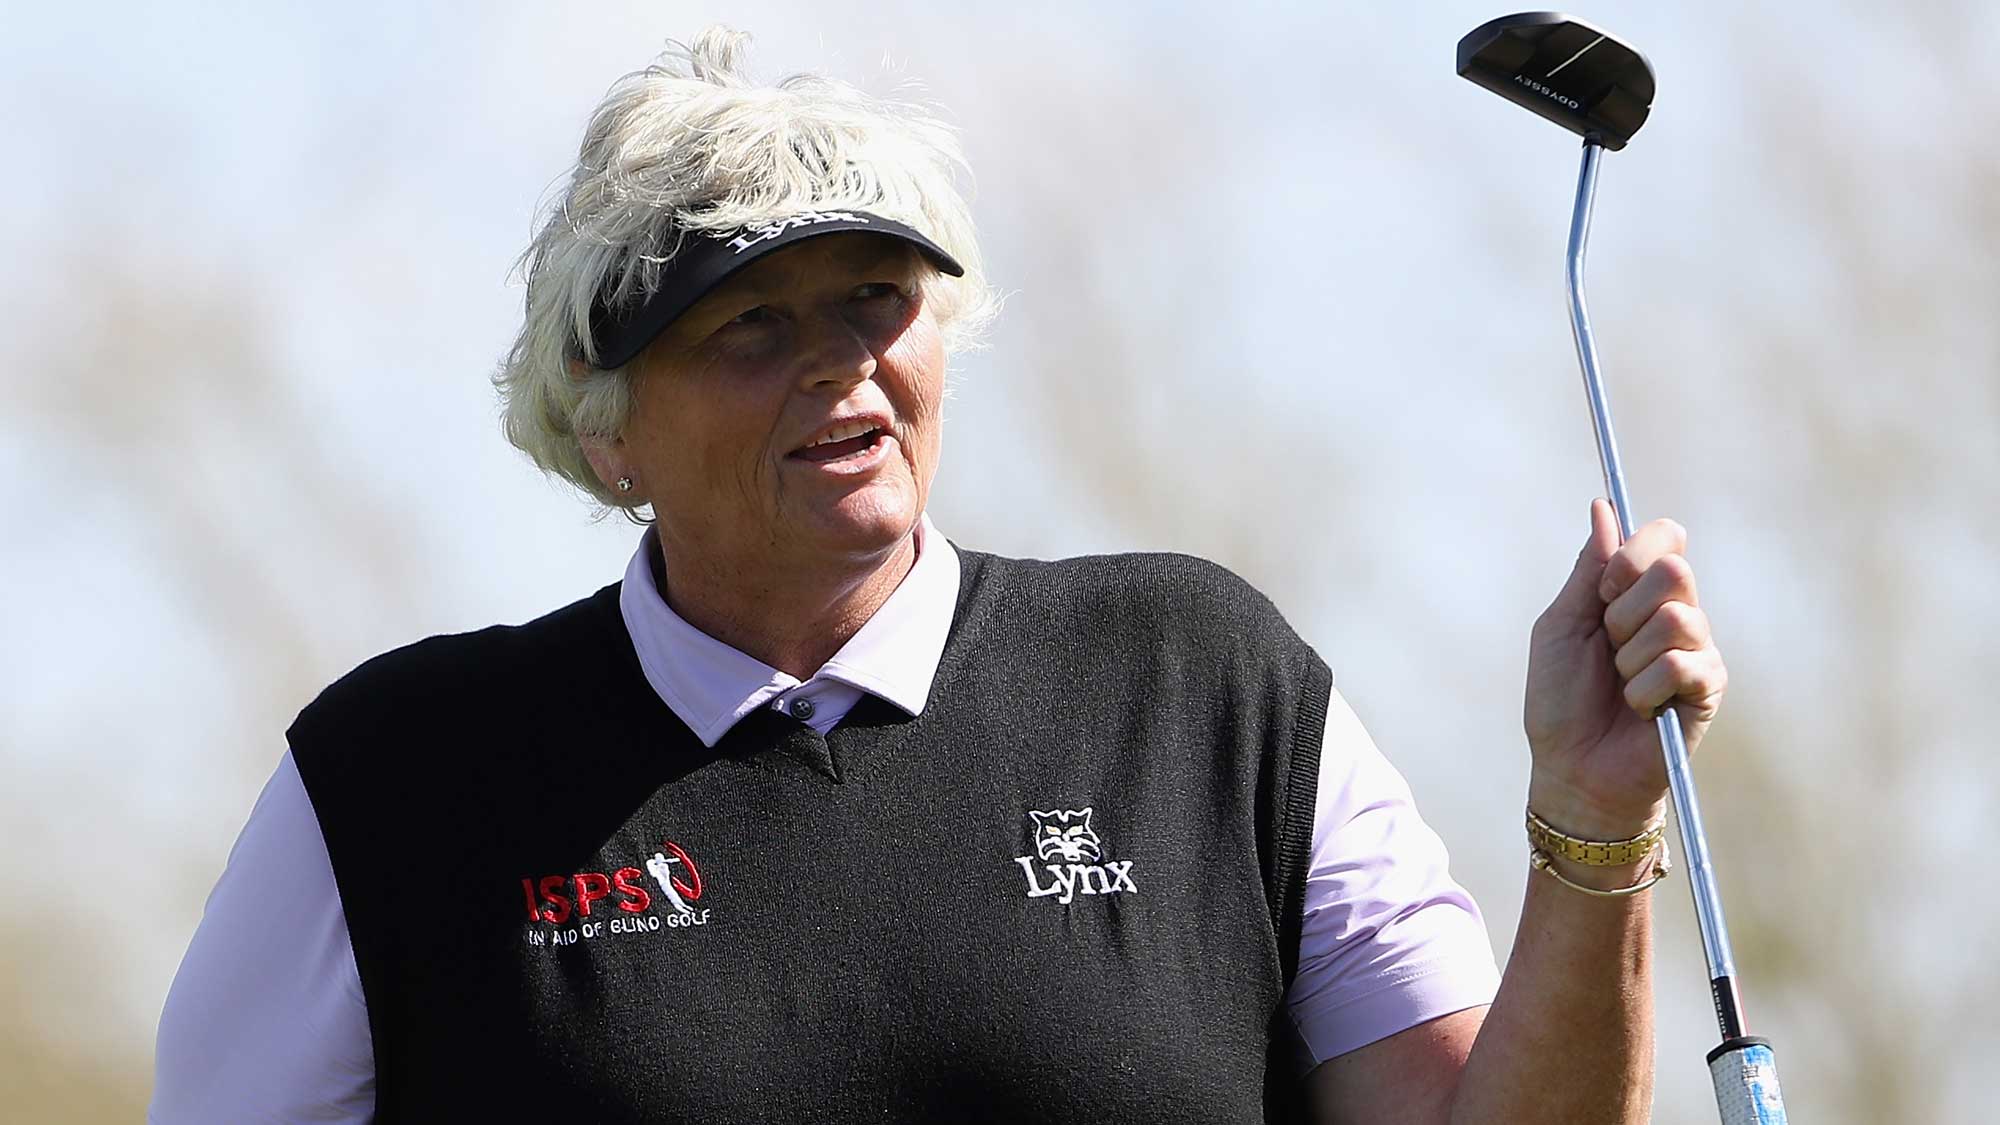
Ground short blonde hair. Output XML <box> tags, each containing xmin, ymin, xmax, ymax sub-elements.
<box><xmin>495</xmin><ymin>28</ymin><xmax>998</xmax><ymax>511</ymax></box>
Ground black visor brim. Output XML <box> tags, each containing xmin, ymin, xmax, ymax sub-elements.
<box><xmin>586</xmin><ymin>211</ymin><xmax>965</xmax><ymax>370</ymax></box>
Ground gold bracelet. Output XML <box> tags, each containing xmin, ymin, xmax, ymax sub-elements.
<box><xmin>1525</xmin><ymin>808</ymin><xmax>1665</xmax><ymax>867</ymax></box>
<box><xmin>1529</xmin><ymin>841</ymin><xmax>1673</xmax><ymax>898</ymax></box>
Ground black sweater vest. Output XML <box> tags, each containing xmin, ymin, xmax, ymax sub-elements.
<box><xmin>290</xmin><ymin>549</ymin><xmax>1330</xmax><ymax>1123</ymax></box>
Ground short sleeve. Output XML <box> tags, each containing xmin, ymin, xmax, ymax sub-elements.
<box><xmin>1284</xmin><ymin>686</ymin><xmax>1500</xmax><ymax>1069</ymax></box>
<box><xmin>151</xmin><ymin>751</ymin><xmax>377</xmax><ymax>1123</ymax></box>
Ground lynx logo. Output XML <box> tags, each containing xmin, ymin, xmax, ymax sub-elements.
<box><xmin>1014</xmin><ymin>807</ymin><xmax>1138</xmax><ymax>905</ymax></box>
<box><xmin>1512</xmin><ymin>73</ymin><xmax>1580</xmax><ymax>109</ymax></box>
<box><xmin>723</xmin><ymin>210</ymin><xmax>868</xmax><ymax>254</ymax></box>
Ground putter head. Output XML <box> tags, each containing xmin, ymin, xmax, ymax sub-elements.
<box><xmin>1456</xmin><ymin>12</ymin><xmax>1654</xmax><ymax>150</ymax></box>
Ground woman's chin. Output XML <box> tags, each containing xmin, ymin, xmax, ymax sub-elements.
<box><xmin>792</xmin><ymin>492</ymin><xmax>921</xmax><ymax>558</ymax></box>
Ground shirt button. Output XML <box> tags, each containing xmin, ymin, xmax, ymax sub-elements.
<box><xmin>790</xmin><ymin>698</ymin><xmax>816</xmax><ymax>721</ymax></box>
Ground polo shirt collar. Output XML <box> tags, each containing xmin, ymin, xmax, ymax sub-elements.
<box><xmin>617</xmin><ymin>514</ymin><xmax>961</xmax><ymax>747</ymax></box>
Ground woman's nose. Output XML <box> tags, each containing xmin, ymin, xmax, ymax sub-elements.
<box><xmin>795</xmin><ymin>311</ymin><xmax>878</xmax><ymax>392</ymax></box>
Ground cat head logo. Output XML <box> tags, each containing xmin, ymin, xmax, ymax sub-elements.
<box><xmin>1029</xmin><ymin>808</ymin><xmax>1101</xmax><ymax>862</ymax></box>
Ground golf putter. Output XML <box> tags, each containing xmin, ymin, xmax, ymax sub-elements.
<box><xmin>1457</xmin><ymin>13</ymin><xmax>1790</xmax><ymax>1124</ymax></box>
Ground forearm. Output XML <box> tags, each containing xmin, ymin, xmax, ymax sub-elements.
<box><xmin>1446</xmin><ymin>799</ymin><xmax>1656</xmax><ymax>1124</ymax></box>
<box><xmin>1306</xmin><ymin>501</ymin><xmax>1719</xmax><ymax>1123</ymax></box>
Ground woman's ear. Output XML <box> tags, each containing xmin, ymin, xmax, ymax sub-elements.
<box><xmin>580</xmin><ymin>437</ymin><xmax>637</xmax><ymax>500</ymax></box>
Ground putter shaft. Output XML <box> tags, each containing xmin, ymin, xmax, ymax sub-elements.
<box><xmin>1565</xmin><ymin>140</ymin><xmax>1745</xmax><ymax>1041</ymax></box>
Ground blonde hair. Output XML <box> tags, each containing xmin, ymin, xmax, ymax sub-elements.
<box><xmin>495</xmin><ymin>28</ymin><xmax>997</xmax><ymax>512</ymax></box>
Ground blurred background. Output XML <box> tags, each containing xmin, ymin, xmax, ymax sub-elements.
<box><xmin>4</xmin><ymin>1</ymin><xmax>1994</xmax><ymax>1120</ymax></box>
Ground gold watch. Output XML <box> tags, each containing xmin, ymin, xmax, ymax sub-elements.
<box><xmin>1525</xmin><ymin>808</ymin><xmax>1665</xmax><ymax>867</ymax></box>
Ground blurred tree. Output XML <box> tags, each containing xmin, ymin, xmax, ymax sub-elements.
<box><xmin>1682</xmin><ymin>7</ymin><xmax>2000</xmax><ymax>1119</ymax></box>
<box><xmin>1</xmin><ymin>235</ymin><xmax>428</xmax><ymax>1118</ymax></box>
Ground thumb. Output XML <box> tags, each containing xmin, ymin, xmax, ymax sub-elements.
<box><xmin>1546</xmin><ymin>497</ymin><xmax>1623</xmax><ymax>624</ymax></box>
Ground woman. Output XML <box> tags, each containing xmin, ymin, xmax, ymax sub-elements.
<box><xmin>153</xmin><ymin>29</ymin><xmax>1725</xmax><ymax>1124</ymax></box>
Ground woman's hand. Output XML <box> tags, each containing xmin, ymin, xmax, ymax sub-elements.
<box><xmin>1523</xmin><ymin>498</ymin><xmax>1728</xmax><ymax>839</ymax></box>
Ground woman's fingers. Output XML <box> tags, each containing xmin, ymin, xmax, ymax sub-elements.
<box><xmin>1612</xmin><ymin>599</ymin><xmax>1712</xmax><ymax>681</ymax></box>
<box><xmin>1602</xmin><ymin>551</ymin><xmax>1699</xmax><ymax>648</ymax></box>
<box><xmin>1597</xmin><ymin>517</ymin><xmax>1687</xmax><ymax>604</ymax></box>
<box><xmin>1621</xmin><ymin>642</ymin><xmax>1728</xmax><ymax>719</ymax></box>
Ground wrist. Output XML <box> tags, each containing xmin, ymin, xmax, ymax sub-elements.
<box><xmin>1527</xmin><ymin>770</ymin><xmax>1665</xmax><ymax>841</ymax></box>
<box><xmin>1523</xmin><ymin>783</ymin><xmax>1673</xmax><ymax>897</ymax></box>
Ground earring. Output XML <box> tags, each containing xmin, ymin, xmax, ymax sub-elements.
<box><xmin>615</xmin><ymin>476</ymin><xmax>635</xmax><ymax>493</ymax></box>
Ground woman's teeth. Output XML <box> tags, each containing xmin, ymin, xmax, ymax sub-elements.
<box><xmin>810</xmin><ymin>421</ymin><xmax>878</xmax><ymax>447</ymax></box>
<box><xmin>796</xmin><ymin>426</ymin><xmax>883</xmax><ymax>463</ymax></box>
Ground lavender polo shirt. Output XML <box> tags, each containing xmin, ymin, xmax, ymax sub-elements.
<box><xmin>151</xmin><ymin>518</ymin><xmax>1499</xmax><ymax>1121</ymax></box>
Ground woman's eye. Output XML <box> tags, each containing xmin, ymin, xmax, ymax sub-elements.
<box><xmin>728</xmin><ymin>306</ymin><xmax>773</xmax><ymax>326</ymax></box>
<box><xmin>852</xmin><ymin>282</ymin><xmax>904</xmax><ymax>301</ymax></box>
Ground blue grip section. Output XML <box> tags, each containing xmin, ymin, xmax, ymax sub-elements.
<box><xmin>1708</xmin><ymin>1042</ymin><xmax>1788</xmax><ymax>1125</ymax></box>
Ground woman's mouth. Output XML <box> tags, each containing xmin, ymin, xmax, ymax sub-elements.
<box><xmin>792</xmin><ymin>428</ymin><xmax>888</xmax><ymax>464</ymax></box>
<box><xmin>789</xmin><ymin>420</ymin><xmax>891</xmax><ymax>468</ymax></box>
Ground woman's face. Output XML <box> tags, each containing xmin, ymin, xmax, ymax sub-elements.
<box><xmin>612</xmin><ymin>233</ymin><xmax>946</xmax><ymax>577</ymax></box>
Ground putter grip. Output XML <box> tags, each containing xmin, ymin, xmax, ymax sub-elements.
<box><xmin>1707</xmin><ymin>1038</ymin><xmax>1788</xmax><ymax>1124</ymax></box>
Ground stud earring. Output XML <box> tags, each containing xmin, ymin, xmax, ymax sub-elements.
<box><xmin>615</xmin><ymin>476</ymin><xmax>635</xmax><ymax>493</ymax></box>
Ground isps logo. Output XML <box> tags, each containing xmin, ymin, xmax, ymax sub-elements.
<box><xmin>518</xmin><ymin>840</ymin><xmax>712</xmax><ymax>947</ymax></box>
<box><xmin>1012</xmin><ymin>807</ymin><xmax>1138</xmax><ymax>905</ymax></box>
